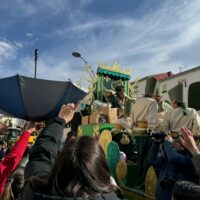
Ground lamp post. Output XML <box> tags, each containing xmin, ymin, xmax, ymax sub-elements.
<box><xmin>34</xmin><ymin>49</ymin><xmax>38</xmax><ymax>78</ymax></box>
<box><xmin>72</xmin><ymin>52</ymin><xmax>95</xmax><ymax>77</ymax></box>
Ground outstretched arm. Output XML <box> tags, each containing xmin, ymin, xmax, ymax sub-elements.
<box><xmin>25</xmin><ymin>104</ymin><xmax>76</xmax><ymax>179</ymax></box>
<box><xmin>0</xmin><ymin>130</ymin><xmax>30</xmax><ymax>193</ymax></box>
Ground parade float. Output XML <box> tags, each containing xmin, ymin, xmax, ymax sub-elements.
<box><xmin>75</xmin><ymin>61</ymin><xmax>157</xmax><ymax>200</ymax></box>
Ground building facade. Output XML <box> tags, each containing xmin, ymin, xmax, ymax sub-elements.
<box><xmin>132</xmin><ymin>66</ymin><xmax>200</xmax><ymax>108</ymax></box>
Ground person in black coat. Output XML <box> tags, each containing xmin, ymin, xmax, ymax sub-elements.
<box><xmin>149</xmin><ymin>134</ymin><xmax>195</xmax><ymax>200</ymax></box>
<box><xmin>21</xmin><ymin>104</ymin><xmax>122</xmax><ymax>200</ymax></box>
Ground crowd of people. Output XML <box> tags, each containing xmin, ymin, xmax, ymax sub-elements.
<box><xmin>0</xmin><ymin>77</ymin><xmax>200</xmax><ymax>200</ymax></box>
<box><xmin>111</xmin><ymin>77</ymin><xmax>200</xmax><ymax>199</ymax></box>
<box><xmin>0</xmin><ymin>104</ymin><xmax>124</xmax><ymax>200</ymax></box>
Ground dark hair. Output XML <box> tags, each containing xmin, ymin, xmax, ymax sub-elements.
<box><xmin>0</xmin><ymin>167</ymin><xmax>25</xmax><ymax>200</ymax></box>
<box><xmin>175</xmin><ymin>101</ymin><xmax>187</xmax><ymax>115</ymax></box>
<box><xmin>66</xmin><ymin>131</ymin><xmax>77</xmax><ymax>140</ymax></box>
<box><xmin>144</xmin><ymin>94</ymin><xmax>153</xmax><ymax>98</ymax></box>
<box><xmin>172</xmin><ymin>181</ymin><xmax>200</xmax><ymax>200</ymax></box>
<box><xmin>31</xmin><ymin>136</ymin><xmax>117</xmax><ymax>198</ymax></box>
<box><xmin>0</xmin><ymin>140</ymin><xmax>7</xmax><ymax>146</ymax></box>
<box><xmin>115</xmin><ymin>85</ymin><xmax>124</xmax><ymax>93</ymax></box>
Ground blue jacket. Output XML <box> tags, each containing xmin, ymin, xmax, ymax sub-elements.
<box><xmin>149</xmin><ymin>141</ymin><xmax>195</xmax><ymax>200</ymax></box>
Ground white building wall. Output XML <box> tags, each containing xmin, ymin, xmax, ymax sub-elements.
<box><xmin>132</xmin><ymin>67</ymin><xmax>200</xmax><ymax>107</ymax></box>
<box><xmin>161</xmin><ymin>68</ymin><xmax>200</xmax><ymax>106</ymax></box>
<box><xmin>132</xmin><ymin>80</ymin><xmax>146</xmax><ymax>98</ymax></box>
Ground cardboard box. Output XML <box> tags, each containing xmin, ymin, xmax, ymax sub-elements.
<box><xmin>90</xmin><ymin>112</ymin><xmax>99</xmax><ymax>124</ymax></box>
<box><xmin>82</xmin><ymin>108</ymin><xmax>118</xmax><ymax>125</ymax></box>
<box><xmin>82</xmin><ymin>116</ymin><xmax>89</xmax><ymax>125</ymax></box>
<box><xmin>101</xmin><ymin>107</ymin><xmax>117</xmax><ymax>115</ymax></box>
<box><xmin>108</xmin><ymin>111</ymin><xmax>118</xmax><ymax>123</ymax></box>
<box><xmin>89</xmin><ymin>112</ymin><xmax>108</xmax><ymax>124</ymax></box>
<box><xmin>100</xmin><ymin>107</ymin><xmax>118</xmax><ymax>123</ymax></box>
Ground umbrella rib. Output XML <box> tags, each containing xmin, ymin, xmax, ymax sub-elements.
<box><xmin>17</xmin><ymin>75</ymin><xmax>29</xmax><ymax>120</ymax></box>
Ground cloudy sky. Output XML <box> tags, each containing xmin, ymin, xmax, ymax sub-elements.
<box><xmin>0</xmin><ymin>0</ymin><xmax>200</xmax><ymax>84</ymax></box>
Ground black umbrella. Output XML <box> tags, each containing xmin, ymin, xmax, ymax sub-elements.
<box><xmin>0</xmin><ymin>75</ymin><xmax>87</xmax><ymax>121</ymax></box>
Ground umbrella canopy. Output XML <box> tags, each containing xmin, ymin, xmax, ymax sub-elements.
<box><xmin>0</xmin><ymin>75</ymin><xmax>87</xmax><ymax>121</ymax></box>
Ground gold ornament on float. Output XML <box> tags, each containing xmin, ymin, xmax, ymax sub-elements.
<box><xmin>99</xmin><ymin>130</ymin><xmax>112</xmax><ymax>158</ymax></box>
<box><xmin>116</xmin><ymin>160</ymin><xmax>127</xmax><ymax>181</ymax></box>
<box><xmin>145</xmin><ymin>166</ymin><xmax>157</xmax><ymax>199</ymax></box>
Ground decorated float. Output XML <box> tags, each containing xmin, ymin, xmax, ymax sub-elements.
<box><xmin>76</xmin><ymin>63</ymin><xmax>157</xmax><ymax>200</ymax></box>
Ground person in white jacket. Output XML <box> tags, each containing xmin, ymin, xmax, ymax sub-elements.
<box><xmin>160</xmin><ymin>84</ymin><xmax>200</xmax><ymax>136</ymax></box>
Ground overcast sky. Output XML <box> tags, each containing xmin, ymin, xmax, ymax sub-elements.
<box><xmin>0</xmin><ymin>0</ymin><xmax>200</xmax><ymax>84</ymax></box>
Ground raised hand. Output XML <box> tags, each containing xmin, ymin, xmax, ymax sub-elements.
<box><xmin>180</xmin><ymin>127</ymin><xmax>200</xmax><ymax>155</ymax></box>
<box><xmin>58</xmin><ymin>103</ymin><xmax>77</xmax><ymax>124</ymax></box>
<box><xmin>25</xmin><ymin>121</ymin><xmax>36</xmax><ymax>133</ymax></box>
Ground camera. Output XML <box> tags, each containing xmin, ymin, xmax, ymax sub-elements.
<box><xmin>150</xmin><ymin>131</ymin><xmax>168</xmax><ymax>140</ymax></box>
<box><xmin>160</xmin><ymin>177</ymin><xmax>176</xmax><ymax>190</ymax></box>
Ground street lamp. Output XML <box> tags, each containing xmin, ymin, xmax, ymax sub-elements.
<box><xmin>72</xmin><ymin>52</ymin><xmax>95</xmax><ymax>77</ymax></box>
<box><xmin>34</xmin><ymin>49</ymin><xmax>38</xmax><ymax>78</ymax></box>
